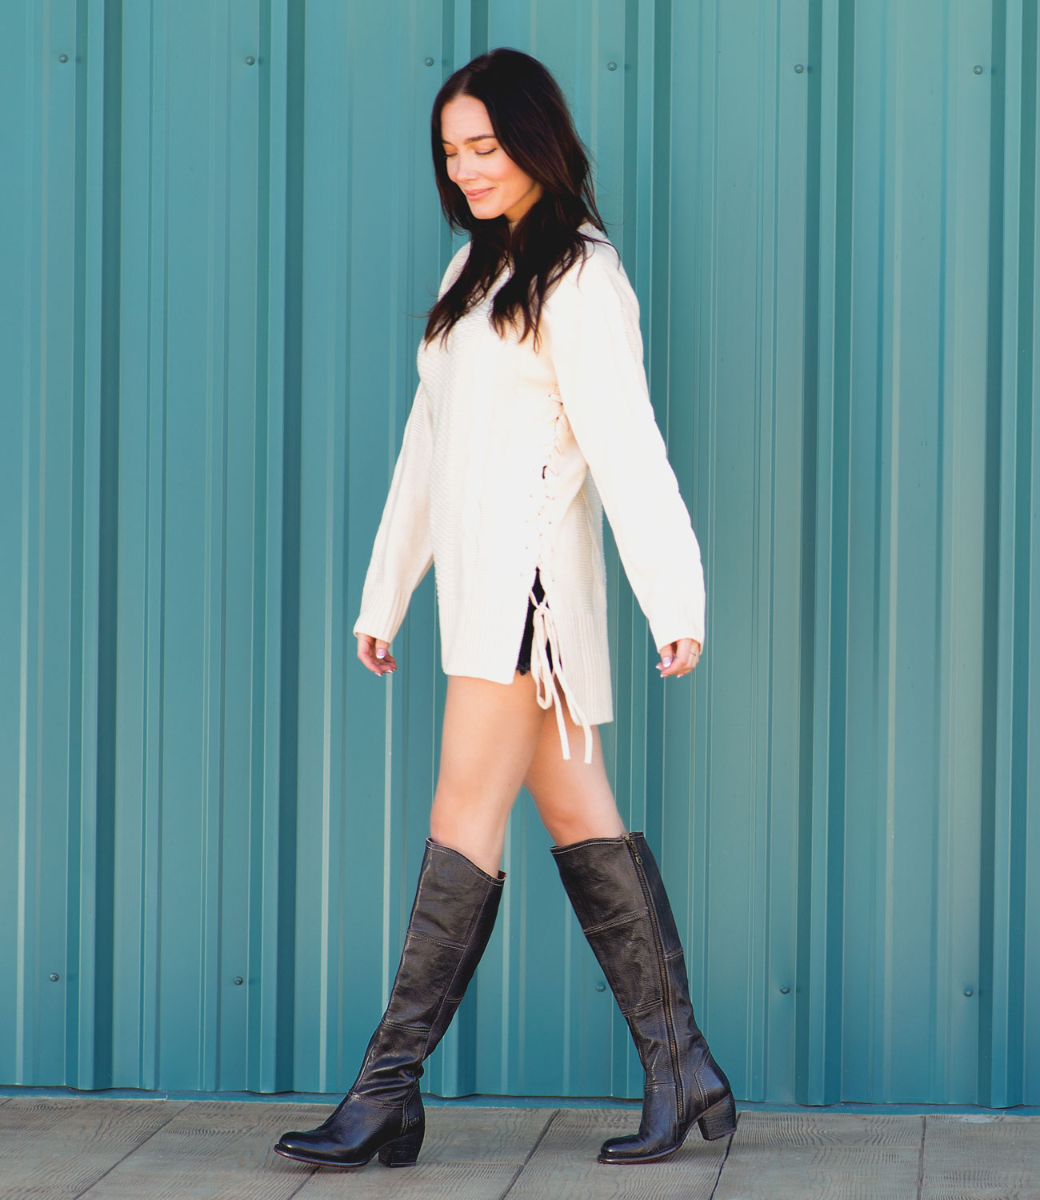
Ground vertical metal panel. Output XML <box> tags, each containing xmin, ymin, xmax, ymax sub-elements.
<box><xmin>0</xmin><ymin>0</ymin><xmax>1037</xmax><ymax>1107</ymax></box>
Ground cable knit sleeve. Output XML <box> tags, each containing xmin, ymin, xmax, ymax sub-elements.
<box><xmin>351</xmin><ymin>380</ymin><xmax>434</xmax><ymax>645</ymax></box>
<box><xmin>544</xmin><ymin>243</ymin><xmax>707</xmax><ymax>651</ymax></box>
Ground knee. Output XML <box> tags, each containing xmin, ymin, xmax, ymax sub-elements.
<box><xmin>532</xmin><ymin>787</ymin><xmax>626</xmax><ymax>847</ymax></box>
<box><xmin>541</xmin><ymin>813</ymin><xmax>598</xmax><ymax>848</ymax></box>
<box><xmin>429</xmin><ymin>787</ymin><xmax>499</xmax><ymax>844</ymax></box>
<box><xmin>429</xmin><ymin>790</ymin><xmax>508</xmax><ymax>877</ymax></box>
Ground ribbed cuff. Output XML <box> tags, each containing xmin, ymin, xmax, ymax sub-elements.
<box><xmin>352</xmin><ymin>582</ymin><xmax>412</xmax><ymax>644</ymax></box>
<box><xmin>649</xmin><ymin>615</ymin><xmax>706</xmax><ymax>654</ymax></box>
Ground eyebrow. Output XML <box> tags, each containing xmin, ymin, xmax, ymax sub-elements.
<box><xmin>441</xmin><ymin>133</ymin><xmax>497</xmax><ymax>145</ymax></box>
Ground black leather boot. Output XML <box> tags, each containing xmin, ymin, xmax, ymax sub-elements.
<box><xmin>551</xmin><ymin>831</ymin><xmax>735</xmax><ymax>1164</ymax></box>
<box><xmin>274</xmin><ymin>839</ymin><xmax>504</xmax><ymax>1169</ymax></box>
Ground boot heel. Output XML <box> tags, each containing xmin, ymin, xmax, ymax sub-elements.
<box><xmin>378</xmin><ymin>1127</ymin><xmax>424</xmax><ymax>1167</ymax></box>
<box><xmin>697</xmin><ymin>1093</ymin><xmax>737</xmax><ymax>1141</ymax></box>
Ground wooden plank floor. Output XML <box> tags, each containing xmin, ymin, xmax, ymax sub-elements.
<box><xmin>1</xmin><ymin>1098</ymin><xmax>1038</xmax><ymax>1200</ymax></box>
<box><xmin>714</xmin><ymin>1112</ymin><xmax>922</xmax><ymax>1200</ymax></box>
<box><xmin>920</xmin><ymin>1115</ymin><xmax>1040</xmax><ymax>1200</ymax></box>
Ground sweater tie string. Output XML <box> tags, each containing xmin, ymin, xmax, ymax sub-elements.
<box><xmin>528</xmin><ymin>585</ymin><xmax>594</xmax><ymax>765</ymax></box>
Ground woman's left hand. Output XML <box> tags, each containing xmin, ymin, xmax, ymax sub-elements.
<box><xmin>656</xmin><ymin>638</ymin><xmax>702</xmax><ymax>678</ymax></box>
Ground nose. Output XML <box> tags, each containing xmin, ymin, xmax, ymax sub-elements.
<box><xmin>453</xmin><ymin>152</ymin><xmax>479</xmax><ymax>182</ymax></box>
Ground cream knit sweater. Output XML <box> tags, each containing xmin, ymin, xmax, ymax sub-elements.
<box><xmin>352</xmin><ymin>225</ymin><xmax>706</xmax><ymax>764</ymax></box>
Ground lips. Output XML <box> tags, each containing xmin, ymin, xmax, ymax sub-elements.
<box><xmin>464</xmin><ymin>188</ymin><xmax>493</xmax><ymax>200</ymax></box>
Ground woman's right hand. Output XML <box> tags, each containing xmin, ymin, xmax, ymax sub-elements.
<box><xmin>656</xmin><ymin>637</ymin><xmax>701</xmax><ymax>678</ymax></box>
<box><xmin>356</xmin><ymin>632</ymin><xmax>397</xmax><ymax>676</ymax></box>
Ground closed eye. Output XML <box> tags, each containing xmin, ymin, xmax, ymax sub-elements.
<box><xmin>442</xmin><ymin>144</ymin><xmax>498</xmax><ymax>158</ymax></box>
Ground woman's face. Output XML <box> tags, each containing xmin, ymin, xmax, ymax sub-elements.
<box><xmin>440</xmin><ymin>95</ymin><xmax>543</xmax><ymax>227</ymax></box>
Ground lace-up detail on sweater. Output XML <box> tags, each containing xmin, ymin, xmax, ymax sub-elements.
<box><xmin>527</xmin><ymin>395</ymin><xmax>593</xmax><ymax>764</ymax></box>
<box><xmin>527</xmin><ymin>579</ymin><xmax>594</xmax><ymax>764</ymax></box>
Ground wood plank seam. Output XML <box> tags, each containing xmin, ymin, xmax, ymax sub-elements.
<box><xmin>281</xmin><ymin>1158</ymin><xmax>320</xmax><ymax>1199</ymax></box>
<box><xmin>70</xmin><ymin>1103</ymin><xmax>187</xmax><ymax>1200</ymax></box>
<box><xmin>495</xmin><ymin>1109</ymin><xmax>561</xmax><ymax>1199</ymax></box>
<box><xmin>708</xmin><ymin>1108</ymin><xmax>739</xmax><ymax>1199</ymax></box>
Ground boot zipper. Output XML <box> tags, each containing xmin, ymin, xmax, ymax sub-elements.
<box><xmin>625</xmin><ymin>834</ymin><xmax>685</xmax><ymax>1121</ymax></box>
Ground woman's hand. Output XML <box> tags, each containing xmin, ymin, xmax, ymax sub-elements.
<box><xmin>356</xmin><ymin>632</ymin><xmax>397</xmax><ymax>676</ymax></box>
<box><xmin>656</xmin><ymin>638</ymin><xmax>702</xmax><ymax>678</ymax></box>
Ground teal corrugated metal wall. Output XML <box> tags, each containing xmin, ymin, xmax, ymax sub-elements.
<box><xmin>1</xmin><ymin>0</ymin><xmax>1037</xmax><ymax>1106</ymax></box>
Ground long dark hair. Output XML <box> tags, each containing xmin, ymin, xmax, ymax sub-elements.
<box><xmin>424</xmin><ymin>48</ymin><xmax>606</xmax><ymax>347</ymax></box>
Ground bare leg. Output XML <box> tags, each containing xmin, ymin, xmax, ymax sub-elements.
<box><xmin>431</xmin><ymin>665</ymin><xmax>627</xmax><ymax>873</ymax></box>
<box><xmin>523</xmin><ymin>688</ymin><xmax>626</xmax><ymax>845</ymax></box>
<box><xmin>429</xmin><ymin>670</ymin><xmax>549</xmax><ymax>875</ymax></box>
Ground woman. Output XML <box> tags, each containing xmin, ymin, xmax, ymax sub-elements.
<box><xmin>274</xmin><ymin>47</ymin><xmax>733</xmax><ymax>1171</ymax></box>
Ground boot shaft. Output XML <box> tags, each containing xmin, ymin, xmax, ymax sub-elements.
<box><xmin>551</xmin><ymin>832</ymin><xmax>673</xmax><ymax>1019</ymax></box>
<box><xmin>353</xmin><ymin>839</ymin><xmax>504</xmax><ymax>1101</ymax></box>
<box><xmin>384</xmin><ymin>838</ymin><xmax>504</xmax><ymax>1031</ymax></box>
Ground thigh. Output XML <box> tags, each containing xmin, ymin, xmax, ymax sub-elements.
<box><xmin>430</xmin><ymin>670</ymin><xmax>549</xmax><ymax>874</ymax></box>
<box><xmin>523</xmin><ymin>689</ymin><xmax>626</xmax><ymax>847</ymax></box>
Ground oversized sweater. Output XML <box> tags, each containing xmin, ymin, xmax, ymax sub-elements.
<box><xmin>352</xmin><ymin>225</ymin><xmax>706</xmax><ymax>764</ymax></box>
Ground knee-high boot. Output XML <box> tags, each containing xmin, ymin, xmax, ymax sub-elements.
<box><xmin>274</xmin><ymin>838</ymin><xmax>504</xmax><ymax>1169</ymax></box>
<box><xmin>551</xmin><ymin>831</ymin><xmax>735</xmax><ymax>1164</ymax></box>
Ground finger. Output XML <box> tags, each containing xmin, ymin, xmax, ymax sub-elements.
<box><xmin>679</xmin><ymin>642</ymin><xmax>700</xmax><ymax>676</ymax></box>
<box><xmin>657</xmin><ymin>638</ymin><xmax>701</xmax><ymax>678</ymax></box>
<box><xmin>374</xmin><ymin>640</ymin><xmax>397</xmax><ymax>675</ymax></box>
<box><xmin>668</xmin><ymin>639</ymin><xmax>694</xmax><ymax>676</ymax></box>
<box><xmin>356</xmin><ymin>633</ymin><xmax>396</xmax><ymax>676</ymax></box>
<box><xmin>367</xmin><ymin>652</ymin><xmax>397</xmax><ymax>675</ymax></box>
<box><xmin>659</xmin><ymin>643</ymin><xmax>689</xmax><ymax>678</ymax></box>
<box><xmin>655</xmin><ymin>641</ymin><xmax>677</xmax><ymax>676</ymax></box>
<box><xmin>688</xmin><ymin>640</ymin><xmax>703</xmax><ymax>672</ymax></box>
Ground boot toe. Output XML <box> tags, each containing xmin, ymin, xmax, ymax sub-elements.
<box><xmin>274</xmin><ymin>1129</ymin><xmax>314</xmax><ymax>1155</ymax></box>
<box><xmin>274</xmin><ymin>1133</ymin><xmax>321</xmax><ymax>1162</ymax></box>
<box><xmin>597</xmin><ymin>1135</ymin><xmax>641</xmax><ymax>1163</ymax></box>
<box><xmin>273</xmin><ymin>1130</ymin><xmax>366</xmax><ymax>1167</ymax></box>
<box><xmin>597</xmin><ymin>1134</ymin><xmax>682</xmax><ymax>1165</ymax></box>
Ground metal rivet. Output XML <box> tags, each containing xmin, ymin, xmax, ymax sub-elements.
<box><xmin>794</xmin><ymin>64</ymin><xmax>805</xmax><ymax>74</ymax></box>
<box><xmin>964</xmin><ymin>987</ymin><xmax>974</xmax><ymax>997</ymax></box>
<box><xmin>973</xmin><ymin>65</ymin><xmax>984</xmax><ymax>75</ymax></box>
<box><xmin>49</xmin><ymin>973</ymin><xmax>60</xmax><ymax>982</ymax></box>
<box><xmin>233</xmin><ymin>976</ymin><xmax>244</xmax><ymax>986</ymax></box>
<box><xmin>606</xmin><ymin>61</ymin><xmax>617</xmax><ymax>72</ymax></box>
<box><xmin>779</xmin><ymin>984</ymin><xmax>790</xmax><ymax>994</ymax></box>
<box><xmin>424</xmin><ymin>56</ymin><xmax>435</xmax><ymax>67</ymax></box>
<box><xmin>595</xmin><ymin>982</ymin><xmax>606</xmax><ymax>993</ymax></box>
<box><xmin>58</xmin><ymin>53</ymin><xmax>69</xmax><ymax>63</ymax></box>
<box><xmin>245</xmin><ymin>55</ymin><xmax>256</xmax><ymax>66</ymax></box>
